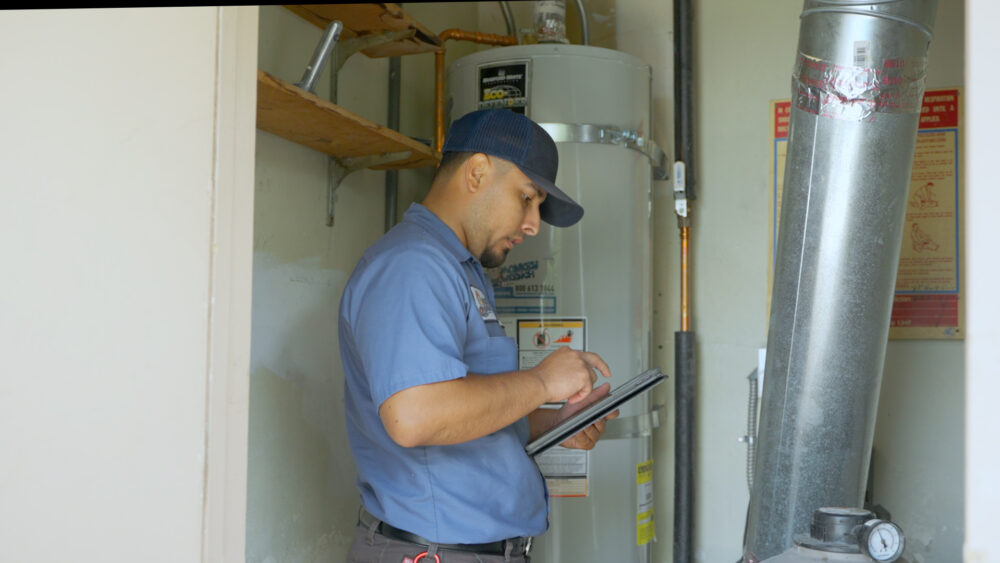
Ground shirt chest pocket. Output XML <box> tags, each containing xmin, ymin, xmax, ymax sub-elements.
<box><xmin>464</xmin><ymin>331</ymin><xmax>517</xmax><ymax>375</ymax></box>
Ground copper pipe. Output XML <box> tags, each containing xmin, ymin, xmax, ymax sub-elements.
<box><xmin>434</xmin><ymin>29</ymin><xmax>518</xmax><ymax>152</ymax></box>
<box><xmin>435</xmin><ymin>49</ymin><xmax>446</xmax><ymax>152</ymax></box>
<box><xmin>680</xmin><ymin>225</ymin><xmax>690</xmax><ymax>331</ymax></box>
<box><xmin>439</xmin><ymin>28</ymin><xmax>519</xmax><ymax>46</ymax></box>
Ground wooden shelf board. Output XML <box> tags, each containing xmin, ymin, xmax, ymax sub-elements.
<box><xmin>256</xmin><ymin>70</ymin><xmax>438</xmax><ymax>169</ymax></box>
<box><xmin>284</xmin><ymin>3</ymin><xmax>442</xmax><ymax>58</ymax></box>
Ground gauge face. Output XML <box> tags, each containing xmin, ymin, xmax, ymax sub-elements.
<box><xmin>865</xmin><ymin>521</ymin><xmax>904</xmax><ymax>561</ymax></box>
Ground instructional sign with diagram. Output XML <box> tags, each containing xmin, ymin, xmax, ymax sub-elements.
<box><xmin>516</xmin><ymin>318</ymin><xmax>586</xmax><ymax>369</ymax></box>
<box><xmin>516</xmin><ymin>318</ymin><xmax>590</xmax><ymax>496</ymax></box>
<box><xmin>769</xmin><ymin>88</ymin><xmax>963</xmax><ymax>339</ymax></box>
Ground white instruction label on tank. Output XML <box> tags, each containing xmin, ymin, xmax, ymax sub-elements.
<box><xmin>535</xmin><ymin>445</ymin><xmax>589</xmax><ymax>497</ymax></box>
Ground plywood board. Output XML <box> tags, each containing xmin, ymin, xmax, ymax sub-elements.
<box><xmin>285</xmin><ymin>3</ymin><xmax>441</xmax><ymax>57</ymax></box>
<box><xmin>256</xmin><ymin>70</ymin><xmax>438</xmax><ymax>169</ymax></box>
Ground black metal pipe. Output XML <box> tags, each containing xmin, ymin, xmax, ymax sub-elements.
<box><xmin>674</xmin><ymin>0</ymin><xmax>696</xmax><ymax>201</ymax></box>
<box><xmin>384</xmin><ymin>55</ymin><xmax>401</xmax><ymax>232</ymax></box>
<box><xmin>674</xmin><ymin>329</ymin><xmax>696</xmax><ymax>563</ymax></box>
<box><xmin>674</xmin><ymin>0</ymin><xmax>697</xmax><ymax>560</ymax></box>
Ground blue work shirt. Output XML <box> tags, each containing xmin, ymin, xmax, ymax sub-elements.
<box><xmin>339</xmin><ymin>203</ymin><xmax>549</xmax><ymax>543</ymax></box>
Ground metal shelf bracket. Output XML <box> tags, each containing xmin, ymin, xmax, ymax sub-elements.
<box><xmin>327</xmin><ymin>152</ymin><xmax>412</xmax><ymax>226</ymax></box>
<box><xmin>294</xmin><ymin>20</ymin><xmax>422</xmax><ymax>226</ymax></box>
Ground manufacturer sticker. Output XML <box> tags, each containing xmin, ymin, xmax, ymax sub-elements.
<box><xmin>478</xmin><ymin>61</ymin><xmax>530</xmax><ymax>115</ymax></box>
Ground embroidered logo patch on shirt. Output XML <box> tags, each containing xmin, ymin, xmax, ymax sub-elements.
<box><xmin>470</xmin><ymin>285</ymin><xmax>497</xmax><ymax>321</ymax></box>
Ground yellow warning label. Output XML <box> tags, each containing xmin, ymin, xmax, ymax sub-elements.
<box><xmin>637</xmin><ymin>460</ymin><xmax>653</xmax><ymax>484</ymax></box>
<box><xmin>637</xmin><ymin>460</ymin><xmax>654</xmax><ymax>545</ymax></box>
<box><xmin>638</xmin><ymin>509</ymin><xmax>655</xmax><ymax>546</ymax></box>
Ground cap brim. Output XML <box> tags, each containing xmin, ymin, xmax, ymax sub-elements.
<box><xmin>521</xmin><ymin>168</ymin><xmax>584</xmax><ymax>228</ymax></box>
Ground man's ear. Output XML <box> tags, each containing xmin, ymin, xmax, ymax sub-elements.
<box><xmin>463</xmin><ymin>153</ymin><xmax>491</xmax><ymax>193</ymax></box>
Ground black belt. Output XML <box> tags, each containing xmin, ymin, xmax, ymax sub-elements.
<box><xmin>359</xmin><ymin>507</ymin><xmax>533</xmax><ymax>556</ymax></box>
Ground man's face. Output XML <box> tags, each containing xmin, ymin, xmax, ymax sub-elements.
<box><xmin>473</xmin><ymin>160</ymin><xmax>547</xmax><ymax>269</ymax></box>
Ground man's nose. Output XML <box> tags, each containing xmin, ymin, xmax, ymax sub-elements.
<box><xmin>522</xmin><ymin>204</ymin><xmax>541</xmax><ymax>237</ymax></box>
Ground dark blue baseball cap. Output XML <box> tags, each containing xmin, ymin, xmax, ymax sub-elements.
<box><xmin>442</xmin><ymin>109</ymin><xmax>584</xmax><ymax>228</ymax></box>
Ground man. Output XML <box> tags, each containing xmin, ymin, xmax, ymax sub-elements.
<box><xmin>340</xmin><ymin>109</ymin><xmax>616</xmax><ymax>563</ymax></box>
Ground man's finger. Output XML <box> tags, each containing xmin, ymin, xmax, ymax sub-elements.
<box><xmin>567</xmin><ymin>384</ymin><xmax>592</xmax><ymax>404</ymax></box>
<box><xmin>581</xmin><ymin>351</ymin><xmax>612</xmax><ymax>379</ymax></box>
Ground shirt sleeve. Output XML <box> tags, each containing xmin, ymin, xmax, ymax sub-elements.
<box><xmin>346</xmin><ymin>246</ymin><xmax>470</xmax><ymax>408</ymax></box>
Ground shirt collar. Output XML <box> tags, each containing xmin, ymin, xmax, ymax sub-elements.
<box><xmin>402</xmin><ymin>203</ymin><xmax>476</xmax><ymax>264</ymax></box>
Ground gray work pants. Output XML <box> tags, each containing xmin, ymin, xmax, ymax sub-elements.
<box><xmin>346</xmin><ymin>518</ymin><xmax>531</xmax><ymax>563</ymax></box>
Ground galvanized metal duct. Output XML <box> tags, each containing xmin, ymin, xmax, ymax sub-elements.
<box><xmin>743</xmin><ymin>1</ymin><xmax>938</xmax><ymax>561</ymax></box>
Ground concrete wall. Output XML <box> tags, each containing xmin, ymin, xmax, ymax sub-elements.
<box><xmin>247</xmin><ymin>5</ymin><xmax>479</xmax><ymax>562</ymax></box>
<box><xmin>0</xmin><ymin>7</ymin><xmax>257</xmax><ymax>562</ymax></box>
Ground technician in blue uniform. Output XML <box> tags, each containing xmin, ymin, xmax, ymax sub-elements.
<box><xmin>340</xmin><ymin>109</ymin><xmax>616</xmax><ymax>563</ymax></box>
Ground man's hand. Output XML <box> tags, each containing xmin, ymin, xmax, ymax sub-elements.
<box><xmin>529</xmin><ymin>346</ymin><xmax>612</xmax><ymax>404</ymax></box>
<box><xmin>554</xmin><ymin>382</ymin><xmax>619</xmax><ymax>450</ymax></box>
<box><xmin>526</xmin><ymin>379</ymin><xmax>620</xmax><ymax>450</ymax></box>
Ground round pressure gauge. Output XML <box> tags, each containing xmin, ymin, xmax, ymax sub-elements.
<box><xmin>859</xmin><ymin>519</ymin><xmax>905</xmax><ymax>562</ymax></box>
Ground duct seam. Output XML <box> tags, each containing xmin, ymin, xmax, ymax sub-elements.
<box><xmin>791</xmin><ymin>53</ymin><xmax>927</xmax><ymax>121</ymax></box>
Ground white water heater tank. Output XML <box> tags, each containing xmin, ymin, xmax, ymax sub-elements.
<box><xmin>449</xmin><ymin>44</ymin><xmax>659</xmax><ymax>563</ymax></box>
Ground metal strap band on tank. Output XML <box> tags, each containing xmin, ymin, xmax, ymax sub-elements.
<box><xmin>791</xmin><ymin>52</ymin><xmax>928</xmax><ymax>121</ymax></box>
<box><xmin>600</xmin><ymin>405</ymin><xmax>664</xmax><ymax>441</ymax></box>
<box><xmin>537</xmin><ymin>122</ymin><xmax>668</xmax><ymax>180</ymax></box>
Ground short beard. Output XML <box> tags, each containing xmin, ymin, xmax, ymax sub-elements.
<box><xmin>479</xmin><ymin>246</ymin><xmax>509</xmax><ymax>269</ymax></box>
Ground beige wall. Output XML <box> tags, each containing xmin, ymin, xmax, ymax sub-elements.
<box><xmin>0</xmin><ymin>7</ymin><xmax>257</xmax><ymax>562</ymax></box>
<box><xmin>247</xmin><ymin>5</ymin><xmax>481</xmax><ymax>562</ymax></box>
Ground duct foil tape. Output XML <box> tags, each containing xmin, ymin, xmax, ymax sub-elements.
<box><xmin>791</xmin><ymin>52</ymin><xmax>927</xmax><ymax>121</ymax></box>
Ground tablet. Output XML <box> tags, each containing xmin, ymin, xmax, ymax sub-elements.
<box><xmin>525</xmin><ymin>368</ymin><xmax>667</xmax><ymax>457</ymax></box>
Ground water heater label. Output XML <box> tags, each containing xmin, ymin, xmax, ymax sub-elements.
<box><xmin>515</xmin><ymin>318</ymin><xmax>586</xmax><ymax>370</ymax></box>
<box><xmin>516</xmin><ymin>318</ymin><xmax>590</xmax><ymax>496</ymax></box>
<box><xmin>489</xmin><ymin>256</ymin><xmax>558</xmax><ymax>315</ymax></box>
<box><xmin>636</xmin><ymin>460</ymin><xmax>655</xmax><ymax>545</ymax></box>
<box><xmin>478</xmin><ymin>60</ymin><xmax>530</xmax><ymax>115</ymax></box>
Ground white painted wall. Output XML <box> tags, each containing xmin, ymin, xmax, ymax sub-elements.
<box><xmin>0</xmin><ymin>7</ymin><xmax>257</xmax><ymax>562</ymax></box>
<box><xmin>963</xmin><ymin>0</ymin><xmax>1000</xmax><ymax>560</ymax></box>
<box><xmin>0</xmin><ymin>5</ymin><xmax>980</xmax><ymax>563</ymax></box>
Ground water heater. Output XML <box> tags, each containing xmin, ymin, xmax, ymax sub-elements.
<box><xmin>449</xmin><ymin>44</ymin><xmax>660</xmax><ymax>562</ymax></box>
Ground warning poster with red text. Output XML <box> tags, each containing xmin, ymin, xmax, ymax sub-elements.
<box><xmin>769</xmin><ymin>88</ymin><xmax>963</xmax><ymax>339</ymax></box>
